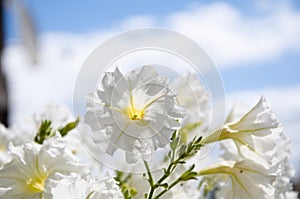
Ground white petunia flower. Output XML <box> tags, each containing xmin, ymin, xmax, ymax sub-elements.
<box><xmin>0</xmin><ymin>137</ymin><xmax>84</xmax><ymax>199</ymax></box>
<box><xmin>172</xmin><ymin>72</ymin><xmax>209</xmax><ymax>143</ymax></box>
<box><xmin>202</xmin><ymin>96</ymin><xmax>280</xmax><ymax>161</ymax></box>
<box><xmin>199</xmin><ymin>160</ymin><xmax>276</xmax><ymax>199</ymax></box>
<box><xmin>85</xmin><ymin>65</ymin><xmax>184</xmax><ymax>163</ymax></box>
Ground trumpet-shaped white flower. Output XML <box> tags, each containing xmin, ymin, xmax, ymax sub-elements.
<box><xmin>219</xmin><ymin>100</ymin><xmax>297</xmax><ymax>198</ymax></box>
<box><xmin>199</xmin><ymin>160</ymin><xmax>276</xmax><ymax>199</ymax></box>
<box><xmin>85</xmin><ymin>65</ymin><xmax>184</xmax><ymax>163</ymax></box>
<box><xmin>203</xmin><ymin>96</ymin><xmax>280</xmax><ymax>161</ymax></box>
<box><xmin>0</xmin><ymin>137</ymin><xmax>84</xmax><ymax>199</ymax></box>
<box><xmin>172</xmin><ymin>72</ymin><xmax>209</xmax><ymax>142</ymax></box>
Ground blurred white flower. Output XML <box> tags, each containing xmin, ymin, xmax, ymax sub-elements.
<box><xmin>172</xmin><ymin>72</ymin><xmax>209</xmax><ymax>143</ymax></box>
<box><xmin>199</xmin><ymin>160</ymin><xmax>275</xmax><ymax>199</ymax></box>
<box><xmin>64</xmin><ymin>130</ymin><xmax>104</xmax><ymax>176</ymax></box>
<box><xmin>0</xmin><ymin>125</ymin><xmax>10</xmax><ymax>151</ymax></box>
<box><xmin>0</xmin><ymin>124</ymin><xmax>23</xmax><ymax>166</ymax></box>
<box><xmin>85</xmin><ymin>65</ymin><xmax>184</xmax><ymax>163</ymax></box>
<box><xmin>0</xmin><ymin>137</ymin><xmax>84</xmax><ymax>199</ymax></box>
<box><xmin>170</xmin><ymin>189</ymin><xmax>200</xmax><ymax>199</ymax></box>
<box><xmin>14</xmin><ymin>103</ymin><xmax>75</xmax><ymax>142</ymax></box>
<box><xmin>32</xmin><ymin>103</ymin><xmax>74</xmax><ymax>130</ymax></box>
<box><xmin>0</xmin><ymin>124</ymin><xmax>12</xmax><ymax>166</ymax></box>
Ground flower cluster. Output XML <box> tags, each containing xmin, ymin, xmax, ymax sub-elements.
<box><xmin>0</xmin><ymin>65</ymin><xmax>297</xmax><ymax>198</ymax></box>
<box><xmin>0</xmin><ymin>104</ymin><xmax>123</xmax><ymax>199</ymax></box>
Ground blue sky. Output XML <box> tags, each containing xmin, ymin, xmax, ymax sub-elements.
<box><xmin>221</xmin><ymin>51</ymin><xmax>300</xmax><ymax>90</ymax></box>
<box><xmin>4</xmin><ymin>0</ymin><xmax>300</xmax><ymax>93</ymax></box>
<box><xmin>5</xmin><ymin>0</ymin><xmax>281</xmax><ymax>36</ymax></box>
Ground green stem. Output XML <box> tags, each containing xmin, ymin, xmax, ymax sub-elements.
<box><xmin>144</xmin><ymin>132</ymin><xmax>203</xmax><ymax>199</ymax></box>
<box><xmin>156</xmin><ymin>140</ymin><xmax>178</xmax><ymax>184</ymax></box>
<box><xmin>157</xmin><ymin>163</ymin><xmax>173</xmax><ymax>184</ymax></box>
<box><xmin>145</xmin><ymin>156</ymin><xmax>179</xmax><ymax>199</ymax></box>
<box><xmin>144</xmin><ymin>161</ymin><xmax>155</xmax><ymax>199</ymax></box>
<box><xmin>154</xmin><ymin>178</ymin><xmax>182</xmax><ymax>199</ymax></box>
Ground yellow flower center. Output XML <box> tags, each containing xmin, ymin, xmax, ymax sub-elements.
<box><xmin>0</xmin><ymin>145</ymin><xmax>5</xmax><ymax>152</ymax></box>
<box><xmin>126</xmin><ymin>86</ymin><xmax>166</xmax><ymax>121</ymax></box>
<box><xmin>127</xmin><ymin>91</ymin><xmax>145</xmax><ymax>121</ymax></box>
<box><xmin>0</xmin><ymin>140</ymin><xmax>7</xmax><ymax>152</ymax></box>
<box><xmin>26</xmin><ymin>176</ymin><xmax>46</xmax><ymax>193</ymax></box>
<box><xmin>128</xmin><ymin>107</ymin><xmax>145</xmax><ymax>120</ymax></box>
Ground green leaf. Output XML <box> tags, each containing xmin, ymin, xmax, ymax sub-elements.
<box><xmin>34</xmin><ymin>117</ymin><xmax>80</xmax><ymax>144</ymax></box>
<box><xmin>180</xmin><ymin>170</ymin><xmax>198</xmax><ymax>181</ymax></box>
<box><xmin>158</xmin><ymin>183</ymin><xmax>168</xmax><ymax>189</ymax></box>
<box><xmin>170</xmin><ymin>131</ymin><xmax>179</xmax><ymax>151</ymax></box>
<box><xmin>58</xmin><ymin>117</ymin><xmax>80</xmax><ymax>137</ymax></box>
<box><xmin>34</xmin><ymin>120</ymin><xmax>53</xmax><ymax>144</ymax></box>
<box><xmin>114</xmin><ymin>170</ymin><xmax>137</xmax><ymax>199</ymax></box>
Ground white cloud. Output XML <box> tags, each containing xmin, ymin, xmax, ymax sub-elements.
<box><xmin>165</xmin><ymin>1</ymin><xmax>300</xmax><ymax>67</ymax></box>
<box><xmin>121</xmin><ymin>15</ymin><xmax>156</xmax><ymax>29</ymax></box>
<box><xmin>88</xmin><ymin>1</ymin><xmax>300</xmax><ymax>68</ymax></box>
